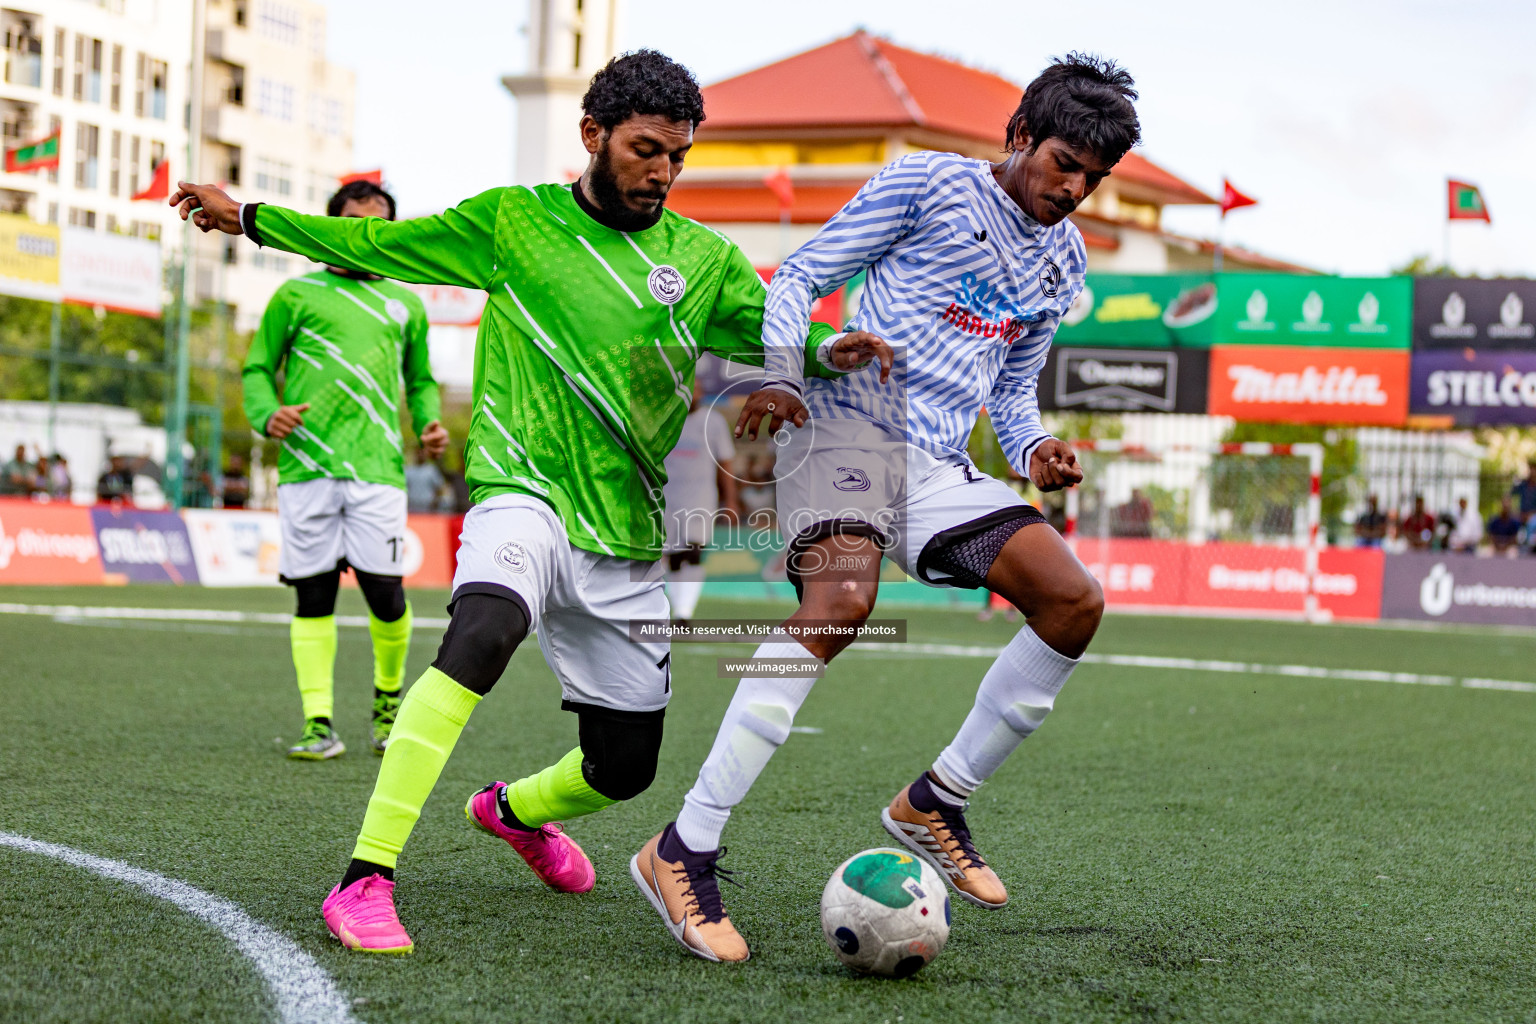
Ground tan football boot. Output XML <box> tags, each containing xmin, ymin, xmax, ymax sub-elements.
<box><xmin>882</xmin><ymin>779</ymin><xmax>1009</xmax><ymax>909</ymax></box>
<box><xmin>630</xmin><ymin>824</ymin><xmax>750</xmax><ymax>962</ymax></box>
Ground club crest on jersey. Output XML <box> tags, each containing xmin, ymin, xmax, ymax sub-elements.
<box><xmin>833</xmin><ymin>467</ymin><xmax>871</xmax><ymax>492</ymax></box>
<box><xmin>647</xmin><ymin>265</ymin><xmax>686</xmax><ymax>305</ymax></box>
<box><xmin>384</xmin><ymin>298</ymin><xmax>409</xmax><ymax>326</ymax></box>
<box><xmin>1039</xmin><ymin>257</ymin><xmax>1062</xmax><ymax>298</ymax></box>
<box><xmin>494</xmin><ymin>542</ymin><xmax>528</xmax><ymax>574</ymax></box>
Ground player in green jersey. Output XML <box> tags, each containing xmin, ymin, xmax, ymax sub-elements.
<box><xmin>243</xmin><ymin>179</ymin><xmax>448</xmax><ymax>762</ymax></box>
<box><xmin>174</xmin><ymin>50</ymin><xmax>890</xmax><ymax>953</ymax></box>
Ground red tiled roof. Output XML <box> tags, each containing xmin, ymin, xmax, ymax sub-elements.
<box><xmin>701</xmin><ymin>32</ymin><xmax>1216</xmax><ymax>206</ymax></box>
<box><xmin>667</xmin><ymin>181</ymin><xmax>863</xmax><ymax>224</ymax></box>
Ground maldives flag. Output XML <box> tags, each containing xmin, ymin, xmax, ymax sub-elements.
<box><xmin>1220</xmin><ymin>178</ymin><xmax>1257</xmax><ymax>216</ymax></box>
<box><xmin>131</xmin><ymin>159</ymin><xmax>170</xmax><ymax>201</ymax></box>
<box><xmin>4</xmin><ymin>129</ymin><xmax>61</xmax><ymax>173</ymax></box>
<box><xmin>1447</xmin><ymin>179</ymin><xmax>1490</xmax><ymax>222</ymax></box>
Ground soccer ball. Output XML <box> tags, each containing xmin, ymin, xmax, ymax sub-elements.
<box><xmin>820</xmin><ymin>847</ymin><xmax>950</xmax><ymax>977</ymax></box>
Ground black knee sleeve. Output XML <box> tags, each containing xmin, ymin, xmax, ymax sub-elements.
<box><xmin>574</xmin><ymin>704</ymin><xmax>665</xmax><ymax>801</ymax></box>
<box><xmin>354</xmin><ymin>569</ymin><xmax>407</xmax><ymax>622</ymax></box>
<box><xmin>290</xmin><ymin>567</ymin><xmax>342</xmax><ymax>618</ymax></box>
<box><xmin>430</xmin><ymin>590</ymin><xmax>531</xmax><ymax>695</ymax></box>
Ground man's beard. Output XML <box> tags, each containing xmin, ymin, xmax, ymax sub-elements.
<box><xmin>587</xmin><ymin>143</ymin><xmax>667</xmax><ymax>232</ymax></box>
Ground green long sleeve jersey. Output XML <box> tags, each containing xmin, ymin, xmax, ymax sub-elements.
<box><xmin>242</xmin><ymin>270</ymin><xmax>440</xmax><ymax>489</ymax></box>
<box><xmin>247</xmin><ymin>184</ymin><xmax>842</xmax><ymax>561</ymax></box>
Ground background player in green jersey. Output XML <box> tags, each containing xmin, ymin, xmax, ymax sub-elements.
<box><xmin>175</xmin><ymin>50</ymin><xmax>889</xmax><ymax>954</ymax></box>
<box><xmin>243</xmin><ymin>179</ymin><xmax>448</xmax><ymax>761</ymax></box>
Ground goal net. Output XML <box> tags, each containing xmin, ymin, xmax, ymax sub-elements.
<box><xmin>1060</xmin><ymin>441</ymin><xmax>1345</xmax><ymax>620</ymax></box>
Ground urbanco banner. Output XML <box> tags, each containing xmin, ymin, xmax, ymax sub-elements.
<box><xmin>1381</xmin><ymin>553</ymin><xmax>1536</xmax><ymax>627</ymax></box>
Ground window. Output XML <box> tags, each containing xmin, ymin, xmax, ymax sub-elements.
<box><xmin>46</xmin><ymin>201</ymin><xmax>56</xmax><ymax>224</ymax></box>
<box><xmin>68</xmin><ymin>207</ymin><xmax>96</xmax><ymax>229</ymax></box>
<box><xmin>133</xmin><ymin>53</ymin><xmax>143</xmax><ymax>115</ymax></box>
<box><xmin>147</xmin><ymin>58</ymin><xmax>166</xmax><ymax>119</ymax></box>
<box><xmin>257</xmin><ymin>77</ymin><xmax>293</xmax><ymax>121</ymax></box>
<box><xmin>74</xmin><ymin>122</ymin><xmax>99</xmax><ymax>188</ymax></box>
<box><xmin>257</xmin><ymin>2</ymin><xmax>300</xmax><ymax>45</ymax></box>
<box><xmin>252</xmin><ymin>249</ymin><xmax>289</xmax><ymax>273</ymax></box>
<box><xmin>87</xmin><ymin>38</ymin><xmax>102</xmax><ymax>102</ymax></box>
<box><xmin>130</xmin><ymin>220</ymin><xmax>159</xmax><ymax>241</ymax></box>
<box><xmin>308</xmin><ymin>15</ymin><xmax>323</xmax><ymax>56</ymax></box>
<box><xmin>224</xmin><ymin>239</ymin><xmax>238</xmax><ymax>265</ymax></box>
<box><xmin>105</xmin><ymin>213</ymin><xmax>117</xmax><ymax>233</ymax></box>
<box><xmin>51</xmin><ymin>29</ymin><xmax>62</xmax><ymax>95</ymax></box>
<box><xmin>306</xmin><ymin>95</ymin><xmax>344</xmax><ymax>138</ymax></box>
<box><xmin>254</xmin><ymin>157</ymin><xmax>292</xmax><ymax>196</ymax></box>
<box><xmin>234</xmin><ymin>0</ymin><xmax>248</xmax><ymax>27</ymax></box>
<box><xmin>226</xmin><ymin>64</ymin><xmax>244</xmax><ymax>106</ymax></box>
<box><xmin>109</xmin><ymin>44</ymin><xmax>121</xmax><ymax>110</ymax></box>
<box><xmin>109</xmin><ymin>129</ymin><xmax>120</xmax><ymax>195</ymax></box>
<box><xmin>128</xmin><ymin>135</ymin><xmax>140</xmax><ymax>194</ymax></box>
<box><xmin>226</xmin><ymin>145</ymin><xmax>242</xmax><ymax>186</ymax></box>
<box><xmin>71</xmin><ymin>33</ymin><xmax>81</xmax><ymax>99</ymax></box>
<box><xmin>4</xmin><ymin>18</ymin><xmax>43</xmax><ymax>87</ymax></box>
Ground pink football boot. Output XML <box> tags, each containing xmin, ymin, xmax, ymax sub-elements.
<box><xmin>322</xmin><ymin>874</ymin><xmax>413</xmax><ymax>954</ymax></box>
<box><xmin>465</xmin><ymin>781</ymin><xmax>596</xmax><ymax>894</ymax></box>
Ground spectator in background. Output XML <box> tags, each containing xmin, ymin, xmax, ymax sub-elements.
<box><xmin>1</xmin><ymin>444</ymin><xmax>36</xmax><ymax>496</ymax></box>
<box><xmin>1446</xmin><ymin>497</ymin><xmax>1482</xmax><ymax>553</ymax></box>
<box><xmin>32</xmin><ymin>455</ymin><xmax>49</xmax><ymax>496</ymax></box>
<box><xmin>1353</xmin><ymin>494</ymin><xmax>1387</xmax><ymax>547</ymax></box>
<box><xmin>1113</xmin><ymin>488</ymin><xmax>1155</xmax><ymax>538</ymax></box>
<box><xmin>222</xmin><ymin>454</ymin><xmax>250</xmax><ymax>509</ymax></box>
<box><xmin>1512</xmin><ymin>462</ymin><xmax>1536</xmax><ymax>529</ymax></box>
<box><xmin>1382</xmin><ymin>508</ymin><xmax>1408</xmax><ymax>554</ymax></box>
<box><xmin>404</xmin><ymin>448</ymin><xmax>446</xmax><ymax>513</ymax></box>
<box><xmin>44</xmin><ymin>454</ymin><xmax>71</xmax><ymax>500</ymax></box>
<box><xmin>1401</xmin><ymin>495</ymin><xmax>1435</xmax><ymax>550</ymax></box>
<box><xmin>96</xmin><ymin>454</ymin><xmax>135</xmax><ymax>503</ymax></box>
<box><xmin>1487</xmin><ymin>498</ymin><xmax>1522</xmax><ymax>557</ymax></box>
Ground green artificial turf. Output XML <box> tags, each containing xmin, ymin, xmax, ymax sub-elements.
<box><xmin>1</xmin><ymin>586</ymin><xmax>1534</xmax><ymax>1023</ymax></box>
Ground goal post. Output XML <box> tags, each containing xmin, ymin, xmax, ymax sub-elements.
<box><xmin>1060</xmin><ymin>440</ymin><xmax>1329</xmax><ymax>621</ymax></box>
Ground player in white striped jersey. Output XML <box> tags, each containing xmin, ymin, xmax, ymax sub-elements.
<box><xmin>632</xmin><ymin>54</ymin><xmax>1142</xmax><ymax>962</ymax></box>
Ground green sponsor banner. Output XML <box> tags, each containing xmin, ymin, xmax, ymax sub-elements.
<box><xmin>1055</xmin><ymin>274</ymin><xmax>1218</xmax><ymax>347</ymax></box>
<box><xmin>1213</xmin><ymin>275</ymin><xmax>1411</xmax><ymax>348</ymax></box>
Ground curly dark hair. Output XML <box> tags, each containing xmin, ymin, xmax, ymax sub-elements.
<box><xmin>1005</xmin><ymin>53</ymin><xmax>1141</xmax><ymax>164</ymax></box>
<box><xmin>327</xmin><ymin>179</ymin><xmax>396</xmax><ymax>220</ymax></box>
<box><xmin>582</xmin><ymin>49</ymin><xmax>705</xmax><ymax>131</ymax></box>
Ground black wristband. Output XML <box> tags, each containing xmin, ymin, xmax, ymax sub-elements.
<box><xmin>241</xmin><ymin>202</ymin><xmax>264</xmax><ymax>247</ymax></box>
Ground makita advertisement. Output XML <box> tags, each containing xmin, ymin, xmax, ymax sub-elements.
<box><xmin>1207</xmin><ymin>345</ymin><xmax>1410</xmax><ymax>425</ymax></box>
<box><xmin>1410</xmin><ymin>348</ymin><xmax>1536</xmax><ymax>425</ymax></box>
<box><xmin>1413</xmin><ymin>278</ymin><xmax>1536</xmax><ymax>350</ymax></box>
<box><xmin>1037</xmin><ymin>347</ymin><xmax>1209</xmax><ymax>413</ymax></box>
<box><xmin>1381</xmin><ymin>553</ymin><xmax>1536</xmax><ymax>627</ymax></box>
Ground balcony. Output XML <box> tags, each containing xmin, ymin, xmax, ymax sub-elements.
<box><xmin>5</xmin><ymin>50</ymin><xmax>39</xmax><ymax>87</ymax></box>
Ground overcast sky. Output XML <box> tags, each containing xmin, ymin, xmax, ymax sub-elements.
<box><xmin>320</xmin><ymin>0</ymin><xmax>1535</xmax><ymax>278</ymax></box>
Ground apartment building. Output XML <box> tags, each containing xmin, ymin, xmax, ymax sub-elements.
<box><xmin>0</xmin><ymin>0</ymin><xmax>191</xmax><ymax>241</ymax></box>
<box><xmin>198</xmin><ymin>0</ymin><xmax>354</xmax><ymax>328</ymax></box>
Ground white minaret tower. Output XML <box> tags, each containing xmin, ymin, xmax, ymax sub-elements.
<box><xmin>502</xmin><ymin>0</ymin><xmax>622</xmax><ymax>186</ymax></box>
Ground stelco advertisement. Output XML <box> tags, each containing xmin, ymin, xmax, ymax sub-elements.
<box><xmin>1410</xmin><ymin>348</ymin><xmax>1536</xmax><ymax>425</ymax></box>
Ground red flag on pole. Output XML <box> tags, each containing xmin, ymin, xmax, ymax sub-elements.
<box><xmin>763</xmin><ymin>167</ymin><xmax>794</xmax><ymax>211</ymax></box>
<box><xmin>1447</xmin><ymin>179</ymin><xmax>1490</xmax><ymax>222</ymax></box>
<box><xmin>131</xmin><ymin>159</ymin><xmax>170</xmax><ymax>201</ymax></box>
<box><xmin>1219</xmin><ymin>178</ymin><xmax>1257</xmax><ymax>217</ymax></box>
<box><xmin>4</xmin><ymin>129</ymin><xmax>61</xmax><ymax>173</ymax></box>
<box><xmin>339</xmin><ymin>169</ymin><xmax>383</xmax><ymax>186</ymax></box>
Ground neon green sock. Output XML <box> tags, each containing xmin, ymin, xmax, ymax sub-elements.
<box><xmin>290</xmin><ymin>615</ymin><xmax>337</xmax><ymax>721</ymax></box>
<box><xmin>352</xmin><ymin>667</ymin><xmax>481</xmax><ymax>869</ymax></box>
<box><xmin>368</xmin><ymin>603</ymin><xmax>412</xmax><ymax>694</ymax></box>
<box><xmin>504</xmin><ymin>746</ymin><xmax>617</xmax><ymax>828</ymax></box>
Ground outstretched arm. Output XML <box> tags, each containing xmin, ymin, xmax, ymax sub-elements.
<box><xmin>171</xmin><ymin>182</ymin><xmax>501</xmax><ymax>289</ymax></box>
<box><xmin>988</xmin><ymin>317</ymin><xmax>1083</xmax><ymax>492</ymax></box>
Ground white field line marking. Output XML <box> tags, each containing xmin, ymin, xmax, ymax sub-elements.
<box><xmin>1</xmin><ymin>604</ymin><xmax>1531</xmax><ymax>694</ymax></box>
<box><xmin>0</xmin><ymin>832</ymin><xmax>360</xmax><ymax>1024</ymax></box>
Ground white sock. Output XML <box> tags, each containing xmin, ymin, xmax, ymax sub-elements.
<box><xmin>664</xmin><ymin>564</ymin><xmax>706</xmax><ymax>620</ymax></box>
<box><xmin>933</xmin><ymin>626</ymin><xmax>1078</xmax><ymax>794</ymax></box>
<box><xmin>674</xmin><ymin>640</ymin><xmax>823</xmax><ymax>852</ymax></box>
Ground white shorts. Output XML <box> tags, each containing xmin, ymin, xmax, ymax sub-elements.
<box><xmin>772</xmin><ymin>418</ymin><xmax>1037</xmax><ymax>589</ymax></box>
<box><xmin>278</xmin><ymin>479</ymin><xmax>407</xmax><ymax>581</ymax></box>
<box><xmin>452</xmin><ymin>493</ymin><xmax>671</xmax><ymax>714</ymax></box>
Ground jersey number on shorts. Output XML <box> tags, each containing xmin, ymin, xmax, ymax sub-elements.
<box><xmin>386</xmin><ymin>536</ymin><xmax>404</xmax><ymax>563</ymax></box>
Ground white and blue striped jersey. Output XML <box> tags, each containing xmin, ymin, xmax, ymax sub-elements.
<box><xmin>763</xmin><ymin>150</ymin><xmax>1087</xmax><ymax>473</ymax></box>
